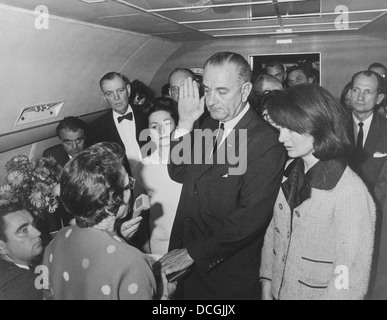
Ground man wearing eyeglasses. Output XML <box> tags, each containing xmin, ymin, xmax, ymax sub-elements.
<box><xmin>169</xmin><ymin>68</ymin><xmax>197</xmax><ymax>104</ymax></box>
<box><xmin>169</xmin><ymin>68</ymin><xmax>208</xmax><ymax>128</ymax></box>
<box><xmin>87</xmin><ymin>72</ymin><xmax>147</xmax><ymax>175</ymax></box>
<box><xmin>248</xmin><ymin>74</ymin><xmax>283</xmax><ymax>112</ymax></box>
<box><xmin>43</xmin><ymin>116</ymin><xmax>87</xmax><ymax>167</ymax></box>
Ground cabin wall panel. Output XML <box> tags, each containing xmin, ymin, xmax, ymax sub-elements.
<box><xmin>0</xmin><ymin>5</ymin><xmax>181</xmax><ymax>153</ymax></box>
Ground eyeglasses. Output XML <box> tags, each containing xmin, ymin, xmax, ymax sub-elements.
<box><xmin>170</xmin><ymin>86</ymin><xmax>179</xmax><ymax>94</ymax></box>
<box><xmin>102</xmin><ymin>88</ymin><xmax>126</xmax><ymax>99</ymax></box>
<box><xmin>62</xmin><ymin>137</ymin><xmax>84</xmax><ymax>146</ymax></box>
<box><xmin>124</xmin><ymin>176</ymin><xmax>136</xmax><ymax>191</ymax></box>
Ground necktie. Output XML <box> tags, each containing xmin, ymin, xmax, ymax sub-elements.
<box><xmin>212</xmin><ymin>122</ymin><xmax>225</xmax><ymax>154</ymax></box>
<box><xmin>117</xmin><ymin>112</ymin><xmax>133</xmax><ymax>123</ymax></box>
<box><xmin>356</xmin><ymin>122</ymin><xmax>364</xmax><ymax>151</ymax></box>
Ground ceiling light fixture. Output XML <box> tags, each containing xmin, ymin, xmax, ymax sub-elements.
<box><xmin>212</xmin><ymin>27</ymin><xmax>358</xmax><ymax>37</ymax></box>
<box><xmin>200</xmin><ymin>20</ymin><xmax>371</xmax><ymax>32</ymax></box>
<box><xmin>149</xmin><ymin>1</ymin><xmax>272</xmax><ymax>13</ymax></box>
<box><xmin>175</xmin><ymin>0</ymin><xmax>212</xmax><ymax>13</ymax></box>
<box><xmin>180</xmin><ymin>9</ymin><xmax>387</xmax><ymax>24</ymax></box>
<box><xmin>79</xmin><ymin>0</ymin><xmax>107</xmax><ymax>3</ymax></box>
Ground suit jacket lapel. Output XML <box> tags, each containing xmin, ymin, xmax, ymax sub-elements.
<box><xmin>132</xmin><ymin>105</ymin><xmax>147</xmax><ymax>148</ymax></box>
<box><xmin>364</xmin><ymin>113</ymin><xmax>380</xmax><ymax>153</ymax></box>
<box><xmin>193</xmin><ymin>117</ymin><xmax>219</xmax><ymax>180</ymax></box>
<box><xmin>107</xmin><ymin>111</ymin><xmax>125</xmax><ymax>149</ymax></box>
<box><xmin>60</xmin><ymin>148</ymin><xmax>70</xmax><ymax>166</ymax></box>
<box><xmin>194</xmin><ymin>107</ymin><xmax>254</xmax><ymax>181</ymax></box>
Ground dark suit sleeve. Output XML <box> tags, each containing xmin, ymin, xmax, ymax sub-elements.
<box><xmin>0</xmin><ymin>270</ymin><xmax>42</xmax><ymax>300</ymax></box>
<box><xmin>86</xmin><ymin>118</ymin><xmax>102</xmax><ymax>147</ymax></box>
<box><xmin>375</xmin><ymin>161</ymin><xmax>387</xmax><ymax>209</ymax></box>
<box><xmin>187</xmin><ymin>137</ymin><xmax>286</xmax><ymax>273</ymax></box>
<box><xmin>168</xmin><ymin>130</ymin><xmax>195</xmax><ymax>184</ymax></box>
<box><xmin>42</xmin><ymin>146</ymin><xmax>57</xmax><ymax>160</ymax></box>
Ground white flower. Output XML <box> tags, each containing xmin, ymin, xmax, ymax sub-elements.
<box><xmin>7</xmin><ymin>171</ymin><xmax>25</xmax><ymax>187</ymax></box>
<box><xmin>0</xmin><ymin>184</ymin><xmax>12</xmax><ymax>194</ymax></box>
<box><xmin>52</xmin><ymin>183</ymin><xmax>60</xmax><ymax>197</ymax></box>
<box><xmin>48</xmin><ymin>202</ymin><xmax>59</xmax><ymax>213</ymax></box>
<box><xmin>29</xmin><ymin>191</ymin><xmax>43</xmax><ymax>209</ymax></box>
<box><xmin>0</xmin><ymin>199</ymin><xmax>9</xmax><ymax>206</ymax></box>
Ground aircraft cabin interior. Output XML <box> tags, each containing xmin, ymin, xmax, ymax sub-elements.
<box><xmin>1</xmin><ymin>0</ymin><xmax>387</xmax><ymax>301</ymax></box>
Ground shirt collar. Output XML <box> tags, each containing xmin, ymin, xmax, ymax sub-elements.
<box><xmin>4</xmin><ymin>256</ymin><xmax>30</xmax><ymax>270</ymax></box>
<box><xmin>282</xmin><ymin>157</ymin><xmax>347</xmax><ymax>209</ymax></box>
<box><xmin>352</xmin><ymin>112</ymin><xmax>373</xmax><ymax>126</ymax></box>
<box><xmin>223</xmin><ymin>103</ymin><xmax>250</xmax><ymax>131</ymax></box>
<box><xmin>113</xmin><ymin>105</ymin><xmax>133</xmax><ymax>122</ymax></box>
<box><xmin>15</xmin><ymin>263</ymin><xmax>30</xmax><ymax>270</ymax></box>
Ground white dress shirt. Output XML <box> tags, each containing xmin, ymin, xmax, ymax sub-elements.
<box><xmin>174</xmin><ymin>103</ymin><xmax>251</xmax><ymax>142</ymax></box>
<box><xmin>113</xmin><ymin>106</ymin><xmax>142</xmax><ymax>172</ymax></box>
<box><xmin>353</xmin><ymin>113</ymin><xmax>373</xmax><ymax>147</ymax></box>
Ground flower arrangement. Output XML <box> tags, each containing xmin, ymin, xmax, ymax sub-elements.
<box><xmin>0</xmin><ymin>155</ymin><xmax>62</xmax><ymax>219</ymax></box>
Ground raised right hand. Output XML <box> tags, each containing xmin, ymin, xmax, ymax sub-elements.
<box><xmin>177</xmin><ymin>77</ymin><xmax>205</xmax><ymax>131</ymax></box>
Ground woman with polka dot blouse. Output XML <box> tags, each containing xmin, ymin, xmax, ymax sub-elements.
<box><xmin>42</xmin><ymin>142</ymin><xmax>175</xmax><ymax>300</ymax></box>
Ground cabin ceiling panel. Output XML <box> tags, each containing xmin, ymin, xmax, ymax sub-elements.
<box><xmin>0</xmin><ymin>0</ymin><xmax>387</xmax><ymax>41</ymax></box>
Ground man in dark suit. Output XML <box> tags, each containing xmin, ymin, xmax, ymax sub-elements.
<box><xmin>87</xmin><ymin>72</ymin><xmax>148</xmax><ymax>175</ymax></box>
<box><xmin>159</xmin><ymin>52</ymin><xmax>286</xmax><ymax>300</ymax></box>
<box><xmin>42</xmin><ymin>116</ymin><xmax>87</xmax><ymax>238</ymax></box>
<box><xmin>347</xmin><ymin>70</ymin><xmax>387</xmax><ymax>300</ymax></box>
<box><xmin>347</xmin><ymin>70</ymin><xmax>387</xmax><ymax>193</ymax></box>
<box><xmin>0</xmin><ymin>204</ymin><xmax>43</xmax><ymax>300</ymax></box>
<box><xmin>43</xmin><ymin>116</ymin><xmax>87</xmax><ymax>167</ymax></box>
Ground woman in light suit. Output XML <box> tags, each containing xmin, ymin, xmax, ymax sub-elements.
<box><xmin>260</xmin><ymin>84</ymin><xmax>376</xmax><ymax>300</ymax></box>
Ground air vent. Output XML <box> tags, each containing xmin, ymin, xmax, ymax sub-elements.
<box><xmin>15</xmin><ymin>101</ymin><xmax>65</xmax><ymax>126</ymax></box>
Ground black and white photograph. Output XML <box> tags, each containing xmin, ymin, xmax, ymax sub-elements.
<box><xmin>1</xmin><ymin>0</ymin><xmax>387</xmax><ymax>303</ymax></box>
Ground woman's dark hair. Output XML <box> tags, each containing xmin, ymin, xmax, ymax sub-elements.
<box><xmin>340</xmin><ymin>82</ymin><xmax>352</xmax><ymax>111</ymax></box>
<box><xmin>129</xmin><ymin>79</ymin><xmax>155</xmax><ymax>105</ymax></box>
<box><xmin>145</xmin><ymin>97</ymin><xmax>179</xmax><ymax>126</ymax></box>
<box><xmin>266</xmin><ymin>84</ymin><xmax>352</xmax><ymax>160</ymax></box>
<box><xmin>60</xmin><ymin>142</ymin><xmax>126</xmax><ymax>228</ymax></box>
<box><xmin>257</xmin><ymin>89</ymin><xmax>282</xmax><ymax>116</ymax></box>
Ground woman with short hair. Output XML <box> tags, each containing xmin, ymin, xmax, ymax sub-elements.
<box><xmin>43</xmin><ymin>142</ymin><xmax>174</xmax><ymax>300</ymax></box>
<box><xmin>260</xmin><ymin>84</ymin><xmax>376</xmax><ymax>300</ymax></box>
<box><xmin>133</xmin><ymin>97</ymin><xmax>182</xmax><ymax>256</ymax></box>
